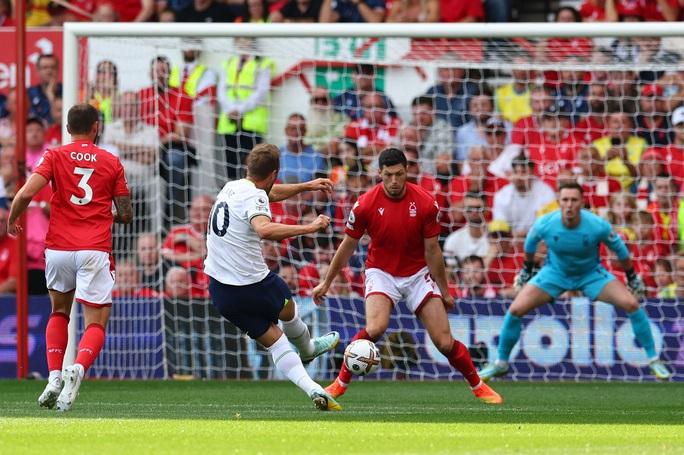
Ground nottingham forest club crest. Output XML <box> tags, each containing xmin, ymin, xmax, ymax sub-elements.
<box><xmin>409</xmin><ymin>202</ymin><xmax>417</xmax><ymax>217</ymax></box>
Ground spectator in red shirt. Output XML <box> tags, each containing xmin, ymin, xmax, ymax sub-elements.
<box><xmin>0</xmin><ymin>207</ymin><xmax>17</xmax><ymax>293</ymax></box>
<box><xmin>575</xmin><ymin>83</ymin><xmax>610</xmax><ymax>143</ymax></box>
<box><xmin>619</xmin><ymin>0</ymin><xmax>680</xmax><ymax>21</ymax></box>
<box><xmin>484</xmin><ymin>219</ymin><xmax>522</xmax><ymax>298</ymax></box>
<box><xmin>573</xmin><ymin>145</ymin><xmax>622</xmax><ymax>215</ymax></box>
<box><xmin>636</xmin><ymin>83</ymin><xmax>673</xmax><ymax>146</ymax></box>
<box><xmin>453</xmin><ymin>255</ymin><xmax>498</xmax><ymax>299</ymax></box>
<box><xmin>164</xmin><ymin>266</ymin><xmax>198</xmax><ymax>299</ymax></box>
<box><xmin>439</xmin><ymin>0</ymin><xmax>484</xmax><ymax>22</ymax></box>
<box><xmin>510</xmin><ymin>85</ymin><xmax>554</xmax><ymax>150</ymax></box>
<box><xmin>447</xmin><ymin>145</ymin><xmax>507</xmax><ymax>230</ymax></box>
<box><xmin>526</xmin><ymin>109</ymin><xmax>579</xmax><ymax>188</ymax></box>
<box><xmin>648</xmin><ymin>173</ymin><xmax>680</xmax><ymax>256</ymax></box>
<box><xmin>139</xmin><ymin>56</ymin><xmax>195</xmax><ymax>226</ymax></box>
<box><xmin>0</xmin><ymin>0</ymin><xmax>14</xmax><ymax>26</ymax></box>
<box><xmin>161</xmin><ymin>194</ymin><xmax>213</xmax><ymax>297</ymax></box>
<box><xmin>633</xmin><ymin>147</ymin><xmax>666</xmax><ymax>209</ymax></box>
<box><xmin>580</xmin><ymin>0</ymin><xmax>612</xmax><ymax>21</ymax></box>
<box><xmin>344</xmin><ymin>92</ymin><xmax>401</xmax><ymax>167</ymax></box>
<box><xmin>45</xmin><ymin>97</ymin><xmax>62</xmax><ymax>148</ymax></box>
<box><xmin>660</xmin><ymin>105</ymin><xmax>684</xmax><ymax>186</ymax></box>
<box><xmin>112</xmin><ymin>259</ymin><xmax>159</xmax><ymax>299</ymax></box>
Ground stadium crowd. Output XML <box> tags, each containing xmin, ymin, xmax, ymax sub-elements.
<box><xmin>0</xmin><ymin>1</ymin><xmax>683</xmax><ymax>305</ymax></box>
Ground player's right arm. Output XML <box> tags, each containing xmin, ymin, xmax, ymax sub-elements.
<box><xmin>113</xmin><ymin>195</ymin><xmax>133</xmax><ymax>224</ymax></box>
<box><xmin>250</xmin><ymin>214</ymin><xmax>330</xmax><ymax>241</ymax></box>
<box><xmin>515</xmin><ymin>217</ymin><xmax>544</xmax><ymax>290</ymax></box>
<box><xmin>7</xmin><ymin>173</ymin><xmax>50</xmax><ymax>236</ymax></box>
<box><xmin>312</xmin><ymin>234</ymin><xmax>360</xmax><ymax>305</ymax></box>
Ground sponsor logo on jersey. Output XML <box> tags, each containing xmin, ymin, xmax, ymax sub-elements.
<box><xmin>409</xmin><ymin>202</ymin><xmax>417</xmax><ymax>217</ymax></box>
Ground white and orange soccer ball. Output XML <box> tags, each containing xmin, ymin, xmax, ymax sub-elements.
<box><xmin>343</xmin><ymin>339</ymin><xmax>381</xmax><ymax>376</ymax></box>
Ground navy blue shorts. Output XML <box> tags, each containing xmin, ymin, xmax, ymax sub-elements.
<box><xmin>208</xmin><ymin>272</ymin><xmax>292</xmax><ymax>339</ymax></box>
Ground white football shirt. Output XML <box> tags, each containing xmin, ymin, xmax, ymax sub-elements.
<box><xmin>204</xmin><ymin>179</ymin><xmax>271</xmax><ymax>286</ymax></box>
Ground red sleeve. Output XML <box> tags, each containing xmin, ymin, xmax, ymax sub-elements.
<box><xmin>467</xmin><ymin>0</ymin><xmax>485</xmax><ymax>19</ymax></box>
<box><xmin>113</xmin><ymin>159</ymin><xmax>130</xmax><ymax>197</ymax></box>
<box><xmin>511</xmin><ymin>119</ymin><xmax>525</xmax><ymax>145</ymax></box>
<box><xmin>162</xmin><ymin>230</ymin><xmax>178</xmax><ymax>249</ymax></box>
<box><xmin>344</xmin><ymin>121</ymin><xmax>360</xmax><ymax>140</ymax></box>
<box><xmin>33</xmin><ymin>149</ymin><xmax>54</xmax><ymax>182</ymax></box>
<box><xmin>344</xmin><ymin>200</ymin><xmax>368</xmax><ymax>239</ymax></box>
<box><xmin>176</xmin><ymin>94</ymin><xmax>194</xmax><ymax>124</ymax></box>
<box><xmin>422</xmin><ymin>199</ymin><xmax>441</xmax><ymax>238</ymax></box>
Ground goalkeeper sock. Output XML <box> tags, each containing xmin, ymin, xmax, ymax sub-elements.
<box><xmin>628</xmin><ymin>307</ymin><xmax>657</xmax><ymax>359</ymax></box>
<box><xmin>281</xmin><ymin>304</ymin><xmax>314</xmax><ymax>358</ymax></box>
<box><xmin>338</xmin><ymin>328</ymin><xmax>375</xmax><ymax>386</ymax></box>
<box><xmin>46</xmin><ymin>312</ymin><xmax>69</xmax><ymax>374</ymax></box>
<box><xmin>74</xmin><ymin>323</ymin><xmax>106</xmax><ymax>373</ymax></box>
<box><xmin>497</xmin><ymin>312</ymin><xmax>522</xmax><ymax>362</ymax></box>
<box><xmin>268</xmin><ymin>333</ymin><xmax>320</xmax><ymax>396</ymax></box>
<box><xmin>448</xmin><ymin>340</ymin><xmax>481</xmax><ymax>388</ymax></box>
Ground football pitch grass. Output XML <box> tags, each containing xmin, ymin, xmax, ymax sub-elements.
<box><xmin>1</xmin><ymin>380</ymin><xmax>683</xmax><ymax>454</ymax></box>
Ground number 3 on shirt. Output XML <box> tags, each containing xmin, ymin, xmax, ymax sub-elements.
<box><xmin>70</xmin><ymin>167</ymin><xmax>94</xmax><ymax>206</ymax></box>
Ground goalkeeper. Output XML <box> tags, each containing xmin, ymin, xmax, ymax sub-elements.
<box><xmin>479</xmin><ymin>182</ymin><xmax>672</xmax><ymax>381</ymax></box>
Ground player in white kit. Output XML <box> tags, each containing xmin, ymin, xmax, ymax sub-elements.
<box><xmin>205</xmin><ymin>143</ymin><xmax>342</xmax><ymax>411</ymax></box>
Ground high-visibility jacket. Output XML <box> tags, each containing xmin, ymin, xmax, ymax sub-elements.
<box><xmin>169</xmin><ymin>64</ymin><xmax>208</xmax><ymax>98</ymax></box>
<box><xmin>217</xmin><ymin>56</ymin><xmax>274</xmax><ymax>135</ymax></box>
<box><xmin>92</xmin><ymin>92</ymin><xmax>113</xmax><ymax>124</ymax></box>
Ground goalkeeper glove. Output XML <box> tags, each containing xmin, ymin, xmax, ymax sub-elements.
<box><xmin>514</xmin><ymin>260</ymin><xmax>537</xmax><ymax>291</ymax></box>
<box><xmin>626</xmin><ymin>268</ymin><xmax>645</xmax><ymax>299</ymax></box>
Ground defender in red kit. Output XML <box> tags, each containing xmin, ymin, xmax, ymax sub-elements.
<box><xmin>313</xmin><ymin>148</ymin><xmax>502</xmax><ymax>404</ymax></box>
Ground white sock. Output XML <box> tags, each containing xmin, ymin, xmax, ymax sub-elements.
<box><xmin>281</xmin><ymin>303</ymin><xmax>314</xmax><ymax>357</ymax></box>
<box><xmin>268</xmin><ymin>333</ymin><xmax>321</xmax><ymax>396</ymax></box>
<box><xmin>48</xmin><ymin>370</ymin><xmax>61</xmax><ymax>384</ymax></box>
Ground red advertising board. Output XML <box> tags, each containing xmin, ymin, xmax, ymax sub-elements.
<box><xmin>0</xmin><ymin>28</ymin><xmax>63</xmax><ymax>94</ymax></box>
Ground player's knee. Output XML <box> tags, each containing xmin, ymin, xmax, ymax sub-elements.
<box><xmin>365</xmin><ymin>324</ymin><xmax>387</xmax><ymax>341</ymax></box>
<box><xmin>622</xmin><ymin>296</ymin><xmax>640</xmax><ymax>313</ymax></box>
<box><xmin>433</xmin><ymin>336</ymin><xmax>454</xmax><ymax>356</ymax></box>
<box><xmin>508</xmin><ymin>305</ymin><xmax>526</xmax><ymax>318</ymax></box>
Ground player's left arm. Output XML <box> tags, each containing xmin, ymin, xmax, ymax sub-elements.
<box><xmin>603</xmin><ymin>222</ymin><xmax>644</xmax><ymax>296</ymax></box>
<box><xmin>268</xmin><ymin>178</ymin><xmax>333</xmax><ymax>202</ymax></box>
<box><xmin>7</xmin><ymin>173</ymin><xmax>49</xmax><ymax>236</ymax></box>
<box><xmin>423</xmin><ymin>235</ymin><xmax>454</xmax><ymax>310</ymax></box>
<box><xmin>113</xmin><ymin>195</ymin><xmax>133</xmax><ymax>224</ymax></box>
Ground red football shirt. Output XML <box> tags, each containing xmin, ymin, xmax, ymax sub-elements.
<box><xmin>138</xmin><ymin>86</ymin><xmax>193</xmax><ymax>139</ymax></box>
<box><xmin>344</xmin><ymin>182</ymin><xmax>441</xmax><ymax>277</ymax></box>
<box><xmin>511</xmin><ymin>116</ymin><xmax>542</xmax><ymax>147</ymax></box>
<box><xmin>34</xmin><ymin>140</ymin><xmax>130</xmax><ymax>253</ymax></box>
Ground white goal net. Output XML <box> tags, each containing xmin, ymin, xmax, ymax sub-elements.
<box><xmin>64</xmin><ymin>23</ymin><xmax>684</xmax><ymax>382</ymax></box>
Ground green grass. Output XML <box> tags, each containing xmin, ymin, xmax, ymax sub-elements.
<box><xmin>1</xmin><ymin>380</ymin><xmax>683</xmax><ymax>454</ymax></box>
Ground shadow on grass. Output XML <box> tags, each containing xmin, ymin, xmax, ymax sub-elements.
<box><xmin>1</xmin><ymin>380</ymin><xmax>683</xmax><ymax>425</ymax></box>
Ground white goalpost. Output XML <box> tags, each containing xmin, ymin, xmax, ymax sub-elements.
<box><xmin>61</xmin><ymin>22</ymin><xmax>684</xmax><ymax>381</ymax></box>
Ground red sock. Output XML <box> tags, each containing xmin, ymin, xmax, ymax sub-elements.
<box><xmin>448</xmin><ymin>340</ymin><xmax>481</xmax><ymax>388</ymax></box>
<box><xmin>74</xmin><ymin>323</ymin><xmax>106</xmax><ymax>373</ymax></box>
<box><xmin>338</xmin><ymin>328</ymin><xmax>375</xmax><ymax>385</ymax></box>
<box><xmin>46</xmin><ymin>312</ymin><xmax>70</xmax><ymax>373</ymax></box>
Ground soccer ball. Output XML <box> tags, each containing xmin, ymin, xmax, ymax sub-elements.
<box><xmin>343</xmin><ymin>339</ymin><xmax>380</xmax><ymax>376</ymax></box>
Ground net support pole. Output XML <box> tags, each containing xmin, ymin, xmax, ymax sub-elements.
<box><xmin>14</xmin><ymin>0</ymin><xmax>29</xmax><ymax>380</ymax></box>
<box><xmin>62</xmin><ymin>27</ymin><xmax>80</xmax><ymax>367</ymax></box>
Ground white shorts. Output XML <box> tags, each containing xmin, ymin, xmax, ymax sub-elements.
<box><xmin>364</xmin><ymin>266</ymin><xmax>441</xmax><ymax>314</ymax></box>
<box><xmin>45</xmin><ymin>249</ymin><xmax>115</xmax><ymax>307</ymax></box>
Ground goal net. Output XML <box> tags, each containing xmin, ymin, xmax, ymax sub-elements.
<box><xmin>63</xmin><ymin>23</ymin><xmax>683</xmax><ymax>381</ymax></box>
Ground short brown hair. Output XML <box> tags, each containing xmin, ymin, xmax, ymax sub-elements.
<box><xmin>247</xmin><ymin>144</ymin><xmax>280</xmax><ymax>180</ymax></box>
<box><xmin>67</xmin><ymin>103</ymin><xmax>99</xmax><ymax>135</ymax></box>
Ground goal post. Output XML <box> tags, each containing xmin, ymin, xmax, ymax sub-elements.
<box><xmin>60</xmin><ymin>22</ymin><xmax>684</xmax><ymax>381</ymax></box>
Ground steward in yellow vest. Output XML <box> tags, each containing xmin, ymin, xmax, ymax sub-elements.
<box><xmin>169</xmin><ymin>64</ymin><xmax>209</xmax><ymax>99</ymax></box>
<box><xmin>217</xmin><ymin>56</ymin><xmax>275</xmax><ymax>135</ymax></box>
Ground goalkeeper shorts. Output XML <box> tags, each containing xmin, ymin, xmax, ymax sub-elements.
<box><xmin>529</xmin><ymin>265</ymin><xmax>616</xmax><ymax>300</ymax></box>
